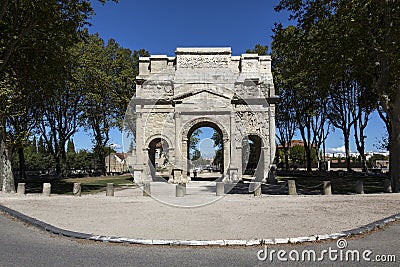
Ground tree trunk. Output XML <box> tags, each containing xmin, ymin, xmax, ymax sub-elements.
<box><xmin>344</xmin><ymin>131</ymin><xmax>351</xmax><ymax>172</ymax></box>
<box><xmin>389</xmin><ymin>89</ymin><xmax>400</xmax><ymax>192</ymax></box>
<box><xmin>390</xmin><ymin>118</ymin><xmax>400</xmax><ymax>192</ymax></box>
<box><xmin>284</xmin><ymin>148</ymin><xmax>289</xmax><ymax>172</ymax></box>
<box><xmin>0</xmin><ymin>139</ymin><xmax>16</xmax><ymax>193</ymax></box>
<box><xmin>18</xmin><ymin>147</ymin><xmax>27</xmax><ymax>180</ymax></box>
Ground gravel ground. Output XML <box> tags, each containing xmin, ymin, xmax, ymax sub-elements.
<box><xmin>0</xmin><ymin>183</ymin><xmax>399</xmax><ymax>240</ymax></box>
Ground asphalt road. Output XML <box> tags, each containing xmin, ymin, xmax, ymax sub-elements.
<box><xmin>0</xmin><ymin>213</ymin><xmax>398</xmax><ymax>267</ymax></box>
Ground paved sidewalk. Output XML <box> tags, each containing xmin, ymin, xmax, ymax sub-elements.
<box><xmin>0</xmin><ymin>182</ymin><xmax>399</xmax><ymax>242</ymax></box>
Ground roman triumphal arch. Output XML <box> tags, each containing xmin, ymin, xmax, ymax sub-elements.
<box><xmin>124</xmin><ymin>47</ymin><xmax>278</xmax><ymax>184</ymax></box>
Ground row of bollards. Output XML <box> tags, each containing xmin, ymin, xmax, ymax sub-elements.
<box><xmin>16</xmin><ymin>182</ymin><xmax>83</xmax><ymax>197</ymax></box>
<box><xmin>287</xmin><ymin>179</ymin><xmax>392</xmax><ymax>195</ymax></box>
<box><xmin>15</xmin><ymin>178</ymin><xmax>393</xmax><ymax>197</ymax></box>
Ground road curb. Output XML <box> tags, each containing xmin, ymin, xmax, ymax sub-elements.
<box><xmin>1</xmin><ymin>204</ymin><xmax>399</xmax><ymax>246</ymax></box>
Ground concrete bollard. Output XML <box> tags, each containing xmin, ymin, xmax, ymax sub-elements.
<box><xmin>42</xmin><ymin>183</ymin><xmax>51</xmax><ymax>196</ymax></box>
<box><xmin>288</xmin><ymin>180</ymin><xmax>297</xmax><ymax>195</ymax></box>
<box><xmin>253</xmin><ymin>182</ymin><xmax>262</xmax><ymax>196</ymax></box>
<box><xmin>355</xmin><ymin>180</ymin><xmax>364</xmax><ymax>194</ymax></box>
<box><xmin>143</xmin><ymin>182</ymin><xmax>151</xmax><ymax>197</ymax></box>
<box><xmin>323</xmin><ymin>181</ymin><xmax>332</xmax><ymax>195</ymax></box>
<box><xmin>106</xmin><ymin>183</ymin><xmax>114</xmax><ymax>196</ymax></box>
<box><xmin>383</xmin><ymin>179</ymin><xmax>392</xmax><ymax>193</ymax></box>
<box><xmin>17</xmin><ymin>183</ymin><xmax>26</xmax><ymax>195</ymax></box>
<box><xmin>176</xmin><ymin>184</ymin><xmax>185</xmax><ymax>197</ymax></box>
<box><xmin>216</xmin><ymin>182</ymin><xmax>224</xmax><ymax>196</ymax></box>
<box><xmin>73</xmin><ymin>183</ymin><xmax>81</xmax><ymax>196</ymax></box>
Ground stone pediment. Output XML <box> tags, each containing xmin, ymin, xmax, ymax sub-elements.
<box><xmin>170</xmin><ymin>87</ymin><xmax>234</xmax><ymax>101</ymax></box>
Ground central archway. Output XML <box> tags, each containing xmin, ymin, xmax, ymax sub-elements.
<box><xmin>181</xmin><ymin>117</ymin><xmax>229</xmax><ymax>180</ymax></box>
<box><xmin>187</xmin><ymin>123</ymin><xmax>224</xmax><ymax>179</ymax></box>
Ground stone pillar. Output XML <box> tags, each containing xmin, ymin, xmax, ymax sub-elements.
<box><xmin>73</xmin><ymin>183</ymin><xmax>81</xmax><ymax>196</ymax></box>
<box><xmin>216</xmin><ymin>182</ymin><xmax>224</xmax><ymax>196</ymax></box>
<box><xmin>106</xmin><ymin>183</ymin><xmax>114</xmax><ymax>196</ymax></box>
<box><xmin>175</xmin><ymin>112</ymin><xmax>183</xmax><ymax>181</ymax></box>
<box><xmin>237</xmin><ymin>146</ymin><xmax>243</xmax><ymax>180</ymax></box>
<box><xmin>223</xmin><ymin>137</ymin><xmax>230</xmax><ymax>181</ymax></box>
<box><xmin>143</xmin><ymin>182</ymin><xmax>151</xmax><ymax>196</ymax></box>
<box><xmin>42</xmin><ymin>183</ymin><xmax>51</xmax><ymax>196</ymax></box>
<box><xmin>268</xmin><ymin>165</ymin><xmax>277</xmax><ymax>184</ymax></box>
<box><xmin>262</xmin><ymin>146</ymin><xmax>269</xmax><ymax>183</ymax></box>
<box><xmin>253</xmin><ymin>182</ymin><xmax>262</xmax><ymax>196</ymax></box>
<box><xmin>17</xmin><ymin>183</ymin><xmax>25</xmax><ymax>195</ymax></box>
<box><xmin>323</xmin><ymin>181</ymin><xmax>332</xmax><ymax>195</ymax></box>
<box><xmin>172</xmin><ymin>169</ymin><xmax>183</xmax><ymax>184</ymax></box>
<box><xmin>227</xmin><ymin>168</ymin><xmax>238</xmax><ymax>183</ymax></box>
<box><xmin>326</xmin><ymin>160</ymin><xmax>331</xmax><ymax>171</ymax></box>
<box><xmin>176</xmin><ymin>184</ymin><xmax>185</xmax><ymax>197</ymax></box>
<box><xmin>133</xmin><ymin>168</ymin><xmax>143</xmax><ymax>184</ymax></box>
<box><xmin>354</xmin><ymin>180</ymin><xmax>364</xmax><ymax>194</ymax></box>
<box><xmin>288</xmin><ymin>180</ymin><xmax>297</xmax><ymax>195</ymax></box>
<box><xmin>383</xmin><ymin>179</ymin><xmax>392</xmax><ymax>193</ymax></box>
<box><xmin>135</xmin><ymin>111</ymin><xmax>145</xmax><ymax>175</ymax></box>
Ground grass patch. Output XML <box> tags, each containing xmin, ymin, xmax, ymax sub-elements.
<box><xmin>19</xmin><ymin>175</ymin><xmax>135</xmax><ymax>195</ymax></box>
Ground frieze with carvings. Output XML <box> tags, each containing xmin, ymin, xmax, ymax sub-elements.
<box><xmin>177</xmin><ymin>55</ymin><xmax>229</xmax><ymax>69</ymax></box>
<box><xmin>234</xmin><ymin>111</ymin><xmax>269</xmax><ymax>142</ymax></box>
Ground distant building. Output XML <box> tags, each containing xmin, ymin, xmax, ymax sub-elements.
<box><xmin>277</xmin><ymin>140</ymin><xmax>316</xmax><ymax>149</ymax></box>
<box><xmin>105</xmin><ymin>153</ymin><xmax>128</xmax><ymax>174</ymax></box>
<box><xmin>375</xmin><ymin>160</ymin><xmax>389</xmax><ymax>169</ymax></box>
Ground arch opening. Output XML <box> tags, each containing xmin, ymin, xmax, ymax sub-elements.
<box><xmin>242</xmin><ymin>135</ymin><xmax>263</xmax><ymax>177</ymax></box>
<box><xmin>187</xmin><ymin>122</ymin><xmax>224</xmax><ymax>179</ymax></box>
<box><xmin>148</xmin><ymin>138</ymin><xmax>169</xmax><ymax>180</ymax></box>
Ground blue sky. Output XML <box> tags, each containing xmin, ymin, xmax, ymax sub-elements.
<box><xmin>72</xmin><ymin>0</ymin><xmax>387</xmax><ymax>154</ymax></box>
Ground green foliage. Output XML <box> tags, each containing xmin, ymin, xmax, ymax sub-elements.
<box><xmin>275</xmin><ymin>0</ymin><xmax>400</xmax><ymax>190</ymax></box>
<box><xmin>191</xmin><ymin>150</ymin><xmax>201</xmax><ymax>161</ymax></box>
<box><xmin>72</xmin><ymin>32</ymin><xmax>148</xmax><ymax>175</ymax></box>
<box><xmin>368</xmin><ymin>154</ymin><xmax>389</xmax><ymax>165</ymax></box>
<box><xmin>289</xmin><ymin>145</ymin><xmax>318</xmax><ymax>164</ymax></box>
<box><xmin>189</xmin><ymin>128</ymin><xmax>203</xmax><ymax>153</ymax></box>
<box><xmin>246</xmin><ymin>44</ymin><xmax>268</xmax><ymax>55</ymax></box>
<box><xmin>0</xmin><ymin>0</ymin><xmax>120</xmax><ymax>183</ymax></box>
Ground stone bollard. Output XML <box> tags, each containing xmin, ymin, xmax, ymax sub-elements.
<box><xmin>253</xmin><ymin>182</ymin><xmax>262</xmax><ymax>196</ymax></box>
<box><xmin>17</xmin><ymin>183</ymin><xmax>26</xmax><ymax>195</ymax></box>
<box><xmin>73</xmin><ymin>183</ymin><xmax>81</xmax><ymax>196</ymax></box>
<box><xmin>288</xmin><ymin>180</ymin><xmax>297</xmax><ymax>195</ymax></box>
<box><xmin>42</xmin><ymin>183</ymin><xmax>51</xmax><ymax>196</ymax></box>
<box><xmin>323</xmin><ymin>181</ymin><xmax>332</xmax><ymax>195</ymax></box>
<box><xmin>106</xmin><ymin>183</ymin><xmax>114</xmax><ymax>196</ymax></box>
<box><xmin>143</xmin><ymin>182</ymin><xmax>151</xmax><ymax>197</ymax></box>
<box><xmin>383</xmin><ymin>179</ymin><xmax>392</xmax><ymax>193</ymax></box>
<box><xmin>176</xmin><ymin>184</ymin><xmax>185</xmax><ymax>197</ymax></box>
<box><xmin>216</xmin><ymin>182</ymin><xmax>224</xmax><ymax>196</ymax></box>
<box><xmin>354</xmin><ymin>180</ymin><xmax>364</xmax><ymax>194</ymax></box>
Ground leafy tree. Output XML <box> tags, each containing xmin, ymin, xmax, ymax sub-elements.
<box><xmin>275</xmin><ymin>0</ymin><xmax>400</xmax><ymax>191</ymax></box>
<box><xmin>74</xmin><ymin>33</ymin><xmax>146</xmax><ymax>175</ymax></box>
<box><xmin>0</xmin><ymin>0</ymin><xmax>118</xmax><ymax>191</ymax></box>
<box><xmin>271</xmin><ymin>25</ymin><xmax>327</xmax><ymax>172</ymax></box>
<box><xmin>272</xmin><ymin>52</ymin><xmax>298</xmax><ymax>172</ymax></box>
<box><xmin>211</xmin><ymin>130</ymin><xmax>223</xmax><ymax>168</ymax></box>
<box><xmin>189</xmin><ymin>128</ymin><xmax>202</xmax><ymax>159</ymax></box>
<box><xmin>246</xmin><ymin>44</ymin><xmax>268</xmax><ymax>55</ymax></box>
<box><xmin>191</xmin><ymin>150</ymin><xmax>201</xmax><ymax>161</ymax></box>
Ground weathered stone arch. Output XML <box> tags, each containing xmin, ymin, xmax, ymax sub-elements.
<box><xmin>181</xmin><ymin>117</ymin><xmax>229</xmax><ymax>142</ymax></box>
<box><xmin>128</xmin><ymin>47</ymin><xmax>277</xmax><ymax>184</ymax></box>
<box><xmin>145</xmin><ymin>134</ymin><xmax>173</xmax><ymax>150</ymax></box>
